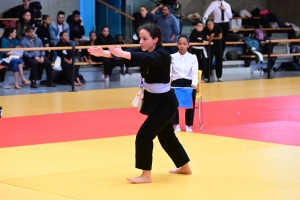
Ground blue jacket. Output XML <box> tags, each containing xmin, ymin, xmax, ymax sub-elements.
<box><xmin>20</xmin><ymin>36</ymin><xmax>45</xmax><ymax>58</ymax></box>
<box><xmin>49</xmin><ymin>21</ymin><xmax>70</xmax><ymax>46</ymax></box>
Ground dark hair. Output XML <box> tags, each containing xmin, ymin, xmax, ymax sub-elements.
<box><xmin>57</xmin><ymin>11</ymin><xmax>65</xmax><ymax>16</ymax></box>
<box><xmin>177</xmin><ymin>35</ymin><xmax>189</xmax><ymax>43</ymax></box>
<box><xmin>42</xmin><ymin>15</ymin><xmax>49</xmax><ymax>22</ymax></box>
<box><xmin>115</xmin><ymin>34</ymin><xmax>122</xmax><ymax>40</ymax></box>
<box><xmin>206</xmin><ymin>19</ymin><xmax>214</xmax><ymax>26</ymax></box>
<box><xmin>59</xmin><ymin>31</ymin><xmax>67</xmax><ymax>37</ymax></box>
<box><xmin>23</xmin><ymin>9</ymin><xmax>31</xmax><ymax>16</ymax></box>
<box><xmin>162</xmin><ymin>4</ymin><xmax>170</xmax><ymax>10</ymax></box>
<box><xmin>140</xmin><ymin>5</ymin><xmax>148</xmax><ymax>10</ymax></box>
<box><xmin>194</xmin><ymin>20</ymin><xmax>203</xmax><ymax>26</ymax></box>
<box><xmin>101</xmin><ymin>26</ymin><xmax>108</xmax><ymax>31</ymax></box>
<box><xmin>72</xmin><ymin>10</ymin><xmax>80</xmax><ymax>16</ymax></box>
<box><xmin>137</xmin><ymin>23</ymin><xmax>162</xmax><ymax>45</ymax></box>
<box><xmin>89</xmin><ymin>31</ymin><xmax>96</xmax><ymax>37</ymax></box>
<box><xmin>2</xmin><ymin>27</ymin><xmax>16</xmax><ymax>38</ymax></box>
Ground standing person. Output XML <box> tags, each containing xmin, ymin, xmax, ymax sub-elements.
<box><xmin>56</xmin><ymin>32</ymin><xmax>83</xmax><ymax>86</ymax></box>
<box><xmin>132</xmin><ymin>6</ymin><xmax>156</xmax><ymax>43</ymax></box>
<box><xmin>151</xmin><ymin>4</ymin><xmax>180</xmax><ymax>54</ymax></box>
<box><xmin>88</xmin><ymin>23</ymin><xmax>192</xmax><ymax>184</ymax></box>
<box><xmin>20</xmin><ymin>26</ymin><xmax>56</xmax><ymax>88</ymax></box>
<box><xmin>203</xmin><ymin>0</ymin><xmax>232</xmax><ymax>56</ymax></box>
<box><xmin>95</xmin><ymin>26</ymin><xmax>115</xmax><ymax>81</ymax></box>
<box><xmin>189</xmin><ymin>21</ymin><xmax>208</xmax><ymax>82</ymax></box>
<box><xmin>0</xmin><ymin>27</ymin><xmax>30</xmax><ymax>89</ymax></box>
<box><xmin>16</xmin><ymin>10</ymin><xmax>34</xmax><ymax>40</ymax></box>
<box><xmin>171</xmin><ymin>35</ymin><xmax>198</xmax><ymax>132</ymax></box>
<box><xmin>36</xmin><ymin>15</ymin><xmax>52</xmax><ymax>59</ymax></box>
<box><xmin>66</xmin><ymin>10</ymin><xmax>85</xmax><ymax>45</ymax></box>
<box><xmin>203</xmin><ymin>19</ymin><xmax>223</xmax><ymax>82</ymax></box>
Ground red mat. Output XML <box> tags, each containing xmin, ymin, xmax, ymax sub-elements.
<box><xmin>0</xmin><ymin>95</ymin><xmax>300</xmax><ymax>148</ymax></box>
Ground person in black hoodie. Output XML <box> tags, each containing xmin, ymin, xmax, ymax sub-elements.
<box><xmin>189</xmin><ymin>21</ymin><xmax>208</xmax><ymax>81</ymax></box>
<box><xmin>36</xmin><ymin>15</ymin><xmax>52</xmax><ymax>59</ymax></box>
<box><xmin>55</xmin><ymin>31</ymin><xmax>83</xmax><ymax>86</ymax></box>
<box><xmin>95</xmin><ymin>26</ymin><xmax>115</xmax><ymax>81</ymax></box>
<box><xmin>66</xmin><ymin>10</ymin><xmax>85</xmax><ymax>44</ymax></box>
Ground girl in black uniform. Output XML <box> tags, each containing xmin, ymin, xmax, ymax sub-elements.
<box><xmin>88</xmin><ymin>23</ymin><xmax>192</xmax><ymax>184</ymax></box>
<box><xmin>203</xmin><ymin>19</ymin><xmax>223</xmax><ymax>82</ymax></box>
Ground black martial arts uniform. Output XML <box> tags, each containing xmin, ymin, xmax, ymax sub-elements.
<box><xmin>203</xmin><ymin>25</ymin><xmax>223</xmax><ymax>79</ymax></box>
<box><xmin>120</xmin><ymin>44</ymin><xmax>190</xmax><ymax>170</ymax></box>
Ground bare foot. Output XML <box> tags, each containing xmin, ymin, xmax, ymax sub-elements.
<box><xmin>14</xmin><ymin>85</ymin><xmax>21</xmax><ymax>89</ymax></box>
<box><xmin>127</xmin><ymin>176</ymin><xmax>152</xmax><ymax>184</ymax></box>
<box><xmin>22</xmin><ymin>79</ymin><xmax>31</xmax><ymax>85</ymax></box>
<box><xmin>169</xmin><ymin>164</ymin><xmax>192</xmax><ymax>175</ymax></box>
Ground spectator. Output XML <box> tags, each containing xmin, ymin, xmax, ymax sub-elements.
<box><xmin>36</xmin><ymin>15</ymin><xmax>52</xmax><ymax>59</ymax></box>
<box><xmin>171</xmin><ymin>35</ymin><xmax>198</xmax><ymax>132</ymax></box>
<box><xmin>203</xmin><ymin>19</ymin><xmax>223</xmax><ymax>82</ymax></box>
<box><xmin>20</xmin><ymin>26</ymin><xmax>56</xmax><ymax>88</ymax></box>
<box><xmin>0</xmin><ymin>27</ymin><xmax>30</xmax><ymax>89</ymax></box>
<box><xmin>66</xmin><ymin>10</ymin><xmax>85</xmax><ymax>44</ymax></box>
<box><xmin>114</xmin><ymin>34</ymin><xmax>131</xmax><ymax>75</ymax></box>
<box><xmin>189</xmin><ymin>21</ymin><xmax>208</xmax><ymax>81</ymax></box>
<box><xmin>56</xmin><ymin>32</ymin><xmax>83</xmax><ymax>86</ymax></box>
<box><xmin>49</xmin><ymin>11</ymin><xmax>70</xmax><ymax>47</ymax></box>
<box><xmin>151</xmin><ymin>4</ymin><xmax>180</xmax><ymax>54</ymax></box>
<box><xmin>16</xmin><ymin>0</ymin><xmax>36</xmax><ymax>26</ymax></box>
<box><xmin>95</xmin><ymin>26</ymin><xmax>115</xmax><ymax>81</ymax></box>
<box><xmin>132</xmin><ymin>6</ymin><xmax>155</xmax><ymax>43</ymax></box>
<box><xmin>82</xmin><ymin>31</ymin><xmax>99</xmax><ymax>64</ymax></box>
<box><xmin>203</xmin><ymin>0</ymin><xmax>233</xmax><ymax>56</ymax></box>
<box><xmin>16</xmin><ymin>10</ymin><xmax>34</xmax><ymax>40</ymax></box>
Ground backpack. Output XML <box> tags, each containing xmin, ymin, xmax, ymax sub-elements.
<box><xmin>290</xmin><ymin>45</ymin><xmax>300</xmax><ymax>53</ymax></box>
<box><xmin>254</xmin><ymin>29</ymin><xmax>264</xmax><ymax>41</ymax></box>
<box><xmin>244</xmin><ymin>37</ymin><xmax>259</xmax><ymax>50</ymax></box>
<box><xmin>225</xmin><ymin>51</ymin><xmax>239</xmax><ymax>60</ymax></box>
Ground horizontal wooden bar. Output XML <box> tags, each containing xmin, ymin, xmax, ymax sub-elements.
<box><xmin>0</xmin><ymin>18</ymin><xmax>41</xmax><ymax>21</ymax></box>
<box><xmin>230</xmin><ymin>27</ymin><xmax>293</xmax><ymax>32</ymax></box>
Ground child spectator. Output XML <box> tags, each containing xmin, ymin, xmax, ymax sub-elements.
<box><xmin>16</xmin><ymin>10</ymin><xmax>34</xmax><ymax>40</ymax></box>
<box><xmin>36</xmin><ymin>15</ymin><xmax>52</xmax><ymax>59</ymax></box>
<box><xmin>66</xmin><ymin>10</ymin><xmax>85</xmax><ymax>45</ymax></box>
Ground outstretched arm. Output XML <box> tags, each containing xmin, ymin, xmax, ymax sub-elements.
<box><xmin>88</xmin><ymin>46</ymin><xmax>113</xmax><ymax>58</ymax></box>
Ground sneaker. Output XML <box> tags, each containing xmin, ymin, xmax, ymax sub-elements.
<box><xmin>104</xmin><ymin>77</ymin><xmax>110</xmax><ymax>82</ymax></box>
<box><xmin>30</xmin><ymin>82</ymin><xmax>38</xmax><ymax>88</ymax></box>
<box><xmin>186</xmin><ymin>126</ymin><xmax>193</xmax><ymax>132</ymax></box>
<box><xmin>2</xmin><ymin>83</ymin><xmax>11</xmax><ymax>89</ymax></box>
<box><xmin>174</xmin><ymin>125</ymin><xmax>181</xmax><ymax>132</ymax></box>
<box><xmin>45</xmin><ymin>81</ymin><xmax>56</xmax><ymax>87</ymax></box>
<box><xmin>217</xmin><ymin>78</ymin><xmax>223</xmax><ymax>82</ymax></box>
<box><xmin>204</xmin><ymin>78</ymin><xmax>208</xmax><ymax>82</ymax></box>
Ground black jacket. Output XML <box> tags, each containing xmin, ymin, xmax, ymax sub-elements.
<box><xmin>66</xmin><ymin>15</ymin><xmax>85</xmax><ymax>40</ymax></box>
<box><xmin>95</xmin><ymin>33</ymin><xmax>114</xmax><ymax>46</ymax></box>
<box><xmin>55</xmin><ymin>40</ymin><xmax>72</xmax><ymax>60</ymax></box>
<box><xmin>189</xmin><ymin>29</ymin><xmax>205</xmax><ymax>43</ymax></box>
<box><xmin>36</xmin><ymin>25</ymin><xmax>50</xmax><ymax>46</ymax></box>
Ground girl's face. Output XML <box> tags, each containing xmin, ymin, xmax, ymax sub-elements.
<box><xmin>23</xmin><ymin>12</ymin><xmax>31</xmax><ymax>22</ymax></box>
<box><xmin>10</xmin><ymin>30</ymin><xmax>17</xmax><ymax>38</ymax></box>
<box><xmin>45</xmin><ymin>17</ymin><xmax>51</xmax><ymax>25</ymax></box>
<box><xmin>177</xmin><ymin>37</ymin><xmax>189</xmax><ymax>55</ymax></box>
<box><xmin>195</xmin><ymin>23</ymin><xmax>204</xmax><ymax>32</ymax></box>
<box><xmin>102</xmin><ymin>28</ymin><xmax>109</xmax><ymax>37</ymax></box>
<box><xmin>139</xmin><ymin>29</ymin><xmax>158</xmax><ymax>52</ymax></box>
<box><xmin>90</xmin><ymin>32</ymin><xmax>97</xmax><ymax>41</ymax></box>
<box><xmin>207</xmin><ymin>21</ymin><xmax>214</xmax><ymax>30</ymax></box>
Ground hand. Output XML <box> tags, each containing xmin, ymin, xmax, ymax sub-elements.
<box><xmin>206</xmin><ymin>35</ymin><xmax>210</xmax><ymax>40</ymax></box>
<box><xmin>87</xmin><ymin>59</ymin><xmax>92</xmax><ymax>64</ymax></box>
<box><xmin>45</xmin><ymin>43</ymin><xmax>49</xmax><ymax>47</ymax></box>
<box><xmin>219</xmin><ymin>5</ymin><xmax>226</xmax><ymax>10</ymax></box>
<box><xmin>170</xmin><ymin>35</ymin><xmax>176</xmax><ymax>41</ymax></box>
<box><xmin>34</xmin><ymin>56</ymin><xmax>41</xmax><ymax>63</ymax></box>
<box><xmin>108</xmin><ymin>46</ymin><xmax>125</xmax><ymax>57</ymax></box>
<box><xmin>197</xmin><ymin>37</ymin><xmax>202</xmax><ymax>40</ymax></box>
<box><xmin>40</xmin><ymin>56</ymin><xmax>44</xmax><ymax>63</ymax></box>
<box><xmin>88</xmin><ymin>46</ymin><xmax>104</xmax><ymax>57</ymax></box>
<box><xmin>78</xmin><ymin>18</ymin><xmax>82</xmax><ymax>25</ymax></box>
<box><xmin>192</xmin><ymin>85</ymin><xmax>198</xmax><ymax>90</ymax></box>
<box><xmin>159</xmin><ymin>4</ymin><xmax>163</xmax><ymax>8</ymax></box>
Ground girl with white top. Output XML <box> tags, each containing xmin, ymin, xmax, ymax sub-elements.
<box><xmin>171</xmin><ymin>35</ymin><xmax>198</xmax><ymax>132</ymax></box>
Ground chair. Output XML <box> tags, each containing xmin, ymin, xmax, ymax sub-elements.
<box><xmin>196</xmin><ymin>70</ymin><xmax>204</xmax><ymax>130</ymax></box>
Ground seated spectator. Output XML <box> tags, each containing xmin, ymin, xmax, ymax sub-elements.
<box><xmin>0</xmin><ymin>27</ymin><xmax>30</xmax><ymax>89</ymax></box>
<box><xmin>115</xmin><ymin>34</ymin><xmax>131</xmax><ymax>75</ymax></box>
<box><xmin>66</xmin><ymin>10</ymin><xmax>85</xmax><ymax>45</ymax></box>
<box><xmin>36</xmin><ymin>15</ymin><xmax>52</xmax><ymax>59</ymax></box>
<box><xmin>132</xmin><ymin>6</ymin><xmax>156</xmax><ymax>43</ymax></box>
<box><xmin>151</xmin><ymin>4</ymin><xmax>180</xmax><ymax>54</ymax></box>
<box><xmin>20</xmin><ymin>26</ymin><xmax>56</xmax><ymax>88</ymax></box>
<box><xmin>82</xmin><ymin>31</ymin><xmax>100</xmax><ymax>64</ymax></box>
<box><xmin>189</xmin><ymin>21</ymin><xmax>208</xmax><ymax>81</ymax></box>
<box><xmin>16</xmin><ymin>10</ymin><xmax>34</xmax><ymax>41</ymax></box>
<box><xmin>49</xmin><ymin>11</ymin><xmax>70</xmax><ymax>47</ymax></box>
<box><xmin>16</xmin><ymin>0</ymin><xmax>36</xmax><ymax>27</ymax></box>
<box><xmin>95</xmin><ymin>26</ymin><xmax>115</xmax><ymax>81</ymax></box>
<box><xmin>55</xmin><ymin>31</ymin><xmax>83</xmax><ymax>86</ymax></box>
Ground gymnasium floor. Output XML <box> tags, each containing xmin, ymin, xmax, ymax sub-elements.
<box><xmin>0</xmin><ymin>76</ymin><xmax>300</xmax><ymax>200</ymax></box>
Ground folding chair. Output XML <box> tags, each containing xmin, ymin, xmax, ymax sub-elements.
<box><xmin>196</xmin><ymin>70</ymin><xmax>204</xmax><ymax>130</ymax></box>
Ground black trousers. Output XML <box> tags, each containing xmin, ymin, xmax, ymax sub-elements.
<box><xmin>61</xmin><ymin>61</ymin><xmax>80</xmax><ymax>82</ymax></box>
<box><xmin>191</xmin><ymin>48</ymin><xmax>208</xmax><ymax>79</ymax></box>
<box><xmin>99</xmin><ymin>57</ymin><xmax>115</xmax><ymax>76</ymax></box>
<box><xmin>208</xmin><ymin>44</ymin><xmax>223</xmax><ymax>79</ymax></box>
<box><xmin>24</xmin><ymin>57</ymin><xmax>53</xmax><ymax>82</ymax></box>
<box><xmin>215</xmin><ymin>22</ymin><xmax>229</xmax><ymax>55</ymax></box>
<box><xmin>171</xmin><ymin>79</ymin><xmax>196</xmax><ymax>126</ymax></box>
<box><xmin>136</xmin><ymin>91</ymin><xmax>190</xmax><ymax>170</ymax></box>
